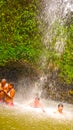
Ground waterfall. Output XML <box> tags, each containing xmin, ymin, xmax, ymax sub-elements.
<box><xmin>43</xmin><ymin>0</ymin><xmax>73</xmax><ymax>22</ymax></box>
<box><xmin>33</xmin><ymin>0</ymin><xmax>73</xmax><ymax>101</ymax></box>
<box><xmin>40</xmin><ymin>0</ymin><xmax>73</xmax><ymax>52</ymax></box>
<box><xmin>15</xmin><ymin>0</ymin><xmax>73</xmax><ymax>103</ymax></box>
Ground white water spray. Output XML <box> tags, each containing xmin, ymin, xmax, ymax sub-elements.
<box><xmin>13</xmin><ymin>0</ymin><xmax>73</xmax><ymax>122</ymax></box>
<box><xmin>41</xmin><ymin>0</ymin><xmax>73</xmax><ymax>53</ymax></box>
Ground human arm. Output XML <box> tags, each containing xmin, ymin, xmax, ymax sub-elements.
<box><xmin>4</xmin><ymin>88</ymin><xmax>15</xmax><ymax>99</ymax></box>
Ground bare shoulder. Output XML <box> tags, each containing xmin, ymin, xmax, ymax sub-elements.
<box><xmin>4</xmin><ymin>83</ymin><xmax>9</xmax><ymax>87</ymax></box>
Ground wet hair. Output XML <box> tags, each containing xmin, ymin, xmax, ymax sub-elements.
<box><xmin>58</xmin><ymin>103</ymin><xmax>63</xmax><ymax>108</ymax></box>
<box><xmin>35</xmin><ymin>97</ymin><xmax>40</xmax><ymax>100</ymax></box>
<box><xmin>37</xmin><ymin>97</ymin><xmax>40</xmax><ymax>100</ymax></box>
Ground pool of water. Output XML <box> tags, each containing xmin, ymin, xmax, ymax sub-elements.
<box><xmin>0</xmin><ymin>100</ymin><xmax>73</xmax><ymax>130</ymax></box>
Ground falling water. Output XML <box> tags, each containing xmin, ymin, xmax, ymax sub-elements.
<box><xmin>0</xmin><ymin>0</ymin><xmax>73</xmax><ymax>129</ymax></box>
<box><xmin>40</xmin><ymin>0</ymin><xmax>73</xmax><ymax>55</ymax></box>
<box><xmin>14</xmin><ymin>0</ymin><xmax>73</xmax><ymax>117</ymax></box>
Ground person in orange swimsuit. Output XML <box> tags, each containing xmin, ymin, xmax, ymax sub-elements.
<box><xmin>4</xmin><ymin>83</ymin><xmax>15</xmax><ymax>106</ymax></box>
<box><xmin>0</xmin><ymin>82</ymin><xmax>4</xmax><ymax>103</ymax></box>
<box><xmin>0</xmin><ymin>79</ymin><xmax>8</xmax><ymax>103</ymax></box>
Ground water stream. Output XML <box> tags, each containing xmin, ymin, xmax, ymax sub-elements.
<box><xmin>0</xmin><ymin>0</ymin><xmax>73</xmax><ymax>129</ymax></box>
<box><xmin>0</xmin><ymin>98</ymin><xmax>73</xmax><ymax>130</ymax></box>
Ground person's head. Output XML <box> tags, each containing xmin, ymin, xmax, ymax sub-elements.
<box><xmin>1</xmin><ymin>79</ymin><xmax>6</xmax><ymax>86</ymax></box>
<box><xmin>8</xmin><ymin>83</ymin><xmax>14</xmax><ymax>89</ymax></box>
<box><xmin>35</xmin><ymin>97</ymin><xmax>40</xmax><ymax>101</ymax></box>
<box><xmin>58</xmin><ymin>103</ymin><xmax>63</xmax><ymax>113</ymax></box>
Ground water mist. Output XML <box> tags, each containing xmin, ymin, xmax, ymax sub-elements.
<box><xmin>14</xmin><ymin>0</ymin><xmax>73</xmax><ymax>121</ymax></box>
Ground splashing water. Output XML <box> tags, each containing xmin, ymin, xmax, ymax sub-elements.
<box><xmin>0</xmin><ymin>1</ymin><xmax>73</xmax><ymax>130</ymax></box>
<box><xmin>14</xmin><ymin>73</ymin><xmax>73</xmax><ymax>121</ymax></box>
<box><xmin>0</xmin><ymin>101</ymin><xmax>73</xmax><ymax>130</ymax></box>
<box><xmin>12</xmin><ymin>99</ymin><xmax>73</xmax><ymax>121</ymax></box>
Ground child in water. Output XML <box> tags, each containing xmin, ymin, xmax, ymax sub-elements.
<box><xmin>29</xmin><ymin>96</ymin><xmax>45</xmax><ymax>112</ymax></box>
<box><xmin>54</xmin><ymin>103</ymin><xmax>64</xmax><ymax>114</ymax></box>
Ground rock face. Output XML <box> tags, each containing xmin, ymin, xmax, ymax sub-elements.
<box><xmin>0</xmin><ymin>61</ymin><xmax>39</xmax><ymax>93</ymax></box>
<box><xmin>0</xmin><ymin>61</ymin><xmax>73</xmax><ymax>104</ymax></box>
<box><xmin>0</xmin><ymin>61</ymin><xmax>39</xmax><ymax>81</ymax></box>
<box><xmin>41</xmin><ymin>69</ymin><xmax>73</xmax><ymax>104</ymax></box>
<box><xmin>0</xmin><ymin>61</ymin><xmax>41</xmax><ymax>100</ymax></box>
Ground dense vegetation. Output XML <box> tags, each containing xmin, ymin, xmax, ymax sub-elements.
<box><xmin>0</xmin><ymin>0</ymin><xmax>43</xmax><ymax>66</ymax></box>
<box><xmin>0</xmin><ymin>0</ymin><xmax>73</xmax><ymax>84</ymax></box>
<box><xmin>38</xmin><ymin>14</ymin><xmax>72</xmax><ymax>85</ymax></box>
<box><xmin>41</xmin><ymin>16</ymin><xmax>73</xmax><ymax>84</ymax></box>
<box><xmin>47</xmin><ymin>19</ymin><xmax>73</xmax><ymax>84</ymax></box>
<box><xmin>59</xmin><ymin>20</ymin><xmax>73</xmax><ymax>84</ymax></box>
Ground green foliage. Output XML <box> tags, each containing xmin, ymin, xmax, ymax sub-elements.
<box><xmin>44</xmin><ymin>21</ymin><xmax>67</xmax><ymax>68</ymax></box>
<box><xmin>0</xmin><ymin>0</ymin><xmax>73</xmax><ymax>84</ymax></box>
<box><xmin>0</xmin><ymin>0</ymin><xmax>43</xmax><ymax>66</ymax></box>
<box><xmin>44</xmin><ymin>19</ymin><xmax>73</xmax><ymax>84</ymax></box>
<box><xmin>59</xmin><ymin>23</ymin><xmax>73</xmax><ymax>84</ymax></box>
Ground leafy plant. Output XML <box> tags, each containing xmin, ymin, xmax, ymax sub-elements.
<box><xmin>0</xmin><ymin>0</ymin><xmax>43</xmax><ymax>66</ymax></box>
